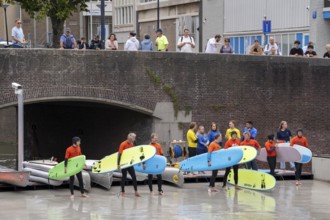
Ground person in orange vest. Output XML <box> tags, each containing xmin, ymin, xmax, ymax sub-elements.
<box><xmin>241</xmin><ymin>131</ymin><xmax>261</xmax><ymax>170</ymax></box>
<box><xmin>265</xmin><ymin>134</ymin><xmax>277</xmax><ymax>176</ymax></box>
<box><xmin>222</xmin><ymin>131</ymin><xmax>241</xmax><ymax>190</ymax></box>
<box><xmin>64</xmin><ymin>137</ymin><xmax>88</xmax><ymax>199</ymax></box>
<box><xmin>207</xmin><ymin>134</ymin><xmax>222</xmax><ymax>193</ymax></box>
<box><xmin>148</xmin><ymin>133</ymin><xmax>164</xmax><ymax>195</ymax></box>
<box><xmin>117</xmin><ymin>133</ymin><xmax>141</xmax><ymax>197</ymax></box>
<box><xmin>290</xmin><ymin>129</ymin><xmax>309</xmax><ymax>186</ymax></box>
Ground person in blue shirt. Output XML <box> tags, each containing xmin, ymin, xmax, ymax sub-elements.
<box><xmin>277</xmin><ymin>121</ymin><xmax>294</xmax><ymax>170</ymax></box>
<box><xmin>243</xmin><ymin>121</ymin><xmax>257</xmax><ymax>139</ymax></box>
<box><xmin>208</xmin><ymin>122</ymin><xmax>222</xmax><ymax>146</ymax></box>
<box><xmin>139</xmin><ymin>34</ymin><xmax>154</xmax><ymax>51</ymax></box>
<box><xmin>196</xmin><ymin>125</ymin><xmax>209</xmax><ymax>155</ymax></box>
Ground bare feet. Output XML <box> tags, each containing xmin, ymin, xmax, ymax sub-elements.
<box><xmin>208</xmin><ymin>187</ymin><xmax>219</xmax><ymax>193</ymax></box>
<box><xmin>120</xmin><ymin>192</ymin><xmax>126</xmax><ymax>197</ymax></box>
<box><xmin>235</xmin><ymin>185</ymin><xmax>240</xmax><ymax>190</ymax></box>
<box><xmin>222</xmin><ymin>186</ymin><xmax>227</xmax><ymax>191</ymax></box>
<box><xmin>159</xmin><ymin>191</ymin><xmax>164</xmax><ymax>196</ymax></box>
<box><xmin>70</xmin><ymin>195</ymin><xmax>74</xmax><ymax>200</ymax></box>
<box><xmin>135</xmin><ymin>192</ymin><xmax>141</xmax><ymax>197</ymax></box>
<box><xmin>81</xmin><ymin>193</ymin><xmax>89</xmax><ymax>198</ymax></box>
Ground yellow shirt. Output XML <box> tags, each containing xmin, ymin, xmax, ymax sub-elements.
<box><xmin>187</xmin><ymin>129</ymin><xmax>197</xmax><ymax>148</ymax></box>
<box><xmin>156</xmin><ymin>35</ymin><xmax>169</xmax><ymax>51</ymax></box>
<box><xmin>225</xmin><ymin>128</ymin><xmax>241</xmax><ymax>140</ymax></box>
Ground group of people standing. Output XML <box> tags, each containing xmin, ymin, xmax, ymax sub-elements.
<box><xmin>186</xmin><ymin>120</ymin><xmax>309</xmax><ymax>192</ymax></box>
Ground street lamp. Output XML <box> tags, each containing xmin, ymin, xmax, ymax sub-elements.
<box><xmin>1</xmin><ymin>3</ymin><xmax>9</xmax><ymax>47</ymax></box>
<box><xmin>11</xmin><ymin>82</ymin><xmax>24</xmax><ymax>171</ymax></box>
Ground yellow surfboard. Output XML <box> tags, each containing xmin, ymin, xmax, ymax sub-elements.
<box><xmin>92</xmin><ymin>145</ymin><xmax>156</xmax><ymax>173</ymax></box>
<box><xmin>227</xmin><ymin>169</ymin><xmax>276</xmax><ymax>191</ymax></box>
<box><xmin>232</xmin><ymin>146</ymin><xmax>257</xmax><ymax>164</ymax></box>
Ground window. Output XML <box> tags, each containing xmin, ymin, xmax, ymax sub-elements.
<box><xmin>114</xmin><ymin>6</ymin><xmax>134</xmax><ymax>25</ymax></box>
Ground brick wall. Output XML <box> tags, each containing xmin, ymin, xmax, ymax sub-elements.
<box><xmin>0</xmin><ymin>49</ymin><xmax>329</xmax><ymax>171</ymax></box>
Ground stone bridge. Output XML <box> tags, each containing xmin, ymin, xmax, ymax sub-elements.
<box><xmin>0</xmin><ymin>49</ymin><xmax>329</xmax><ymax>163</ymax></box>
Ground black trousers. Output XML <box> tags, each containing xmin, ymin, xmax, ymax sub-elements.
<box><xmin>209</xmin><ymin>170</ymin><xmax>218</xmax><ymax>187</ymax></box>
<box><xmin>188</xmin><ymin>147</ymin><xmax>197</xmax><ymax>158</ymax></box>
<box><xmin>121</xmin><ymin>166</ymin><xmax>138</xmax><ymax>193</ymax></box>
<box><xmin>148</xmin><ymin>174</ymin><xmax>162</xmax><ymax>192</ymax></box>
<box><xmin>267</xmin><ymin>156</ymin><xmax>277</xmax><ymax>175</ymax></box>
<box><xmin>69</xmin><ymin>171</ymin><xmax>84</xmax><ymax>195</ymax></box>
<box><xmin>295</xmin><ymin>162</ymin><xmax>303</xmax><ymax>180</ymax></box>
<box><xmin>223</xmin><ymin>165</ymin><xmax>238</xmax><ymax>187</ymax></box>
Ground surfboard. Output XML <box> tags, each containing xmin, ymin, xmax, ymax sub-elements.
<box><xmin>179</xmin><ymin>148</ymin><xmax>243</xmax><ymax>172</ymax></box>
<box><xmin>162</xmin><ymin>167</ymin><xmax>184</xmax><ymax>187</ymax></box>
<box><xmin>293</xmin><ymin>145</ymin><xmax>312</xmax><ymax>163</ymax></box>
<box><xmin>85</xmin><ymin>160</ymin><xmax>97</xmax><ymax>170</ymax></box>
<box><xmin>48</xmin><ymin>155</ymin><xmax>86</xmax><ymax>180</ymax></box>
<box><xmin>256</xmin><ymin>146</ymin><xmax>301</xmax><ymax>163</ymax></box>
<box><xmin>227</xmin><ymin>169</ymin><xmax>276</xmax><ymax>191</ymax></box>
<box><xmin>232</xmin><ymin>146</ymin><xmax>258</xmax><ymax>164</ymax></box>
<box><xmin>92</xmin><ymin>145</ymin><xmax>156</xmax><ymax>174</ymax></box>
<box><xmin>88</xmin><ymin>171</ymin><xmax>113</xmax><ymax>190</ymax></box>
<box><xmin>134</xmin><ymin>155</ymin><xmax>167</xmax><ymax>175</ymax></box>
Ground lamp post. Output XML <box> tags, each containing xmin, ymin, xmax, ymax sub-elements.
<box><xmin>157</xmin><ymin>0</ymin><xmax>160</xmax><ymax>29</ymax></box>
<box><xmin>1</xmin><ymin>3</ymin><xmax>9</xmax><ymax>47</ymax></box>
<box><xmin>11</xmin><ymin>82</ymin><xmax>24</xmax><ymax>171</ymax></box>
<box><xmin>96</xmin><ymin>0</ymin><xmax>106</xmax><ymax>49</ymax></box>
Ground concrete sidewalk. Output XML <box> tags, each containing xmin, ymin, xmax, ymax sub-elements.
<box><xmin>0</xmin><ymin>180</ymin><xmax>329</xmax><ymax>219</ymax></box>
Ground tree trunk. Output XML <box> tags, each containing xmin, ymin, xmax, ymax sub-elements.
<box><xmin>50</xmin><ymin>17</ymin><xmax>65</xmax><ymax>48</ymax></box>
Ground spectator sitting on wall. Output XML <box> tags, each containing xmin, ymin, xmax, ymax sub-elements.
<box><xmin>220</xmin><ymin>38</ymin><xmax>234</xmax><ymax>54</ymax></box>
<box><xmin>304</xmin><ymin>45</ymin><xmax>317</xmax><ymax>58</ymax></box>
<box><xmin>105</xmin><ymin>33</ymin><xmax>118</xmax><ymax>50</ymax></box>
<box><xmin>90</xmin><ymin>35</ymin><xmax>102</xmax><ymax>50</ymax></box>
<box><xmin>264</xmin><ymin>37</ymin><xmax>282</xmax><ymax>55</ymax></box>
<box><xmin>249</xmin><ymin>39</ymin><xmax>264</xmax><ymax>55</ymax></box>
<box><xmin>289</xmin><ymin>40</ymin><xmax>304</xmax><ymax>57</ymax></box>
<box><xmin>12</xmin><ymin>18</ymin><xmax>26</xmax><ymax>48</ymax></box>
<box><xmin>302</xmin><ymin>41</ymin><xmax>314</xmax><ymax>54</ymax></box>
<box><xmin>323</xmin><ymin>44</ymin><xmax>330</xmax><ymax>58</ymax></box>
<box><xmin>60</xmin><ymin>27</ymin><xmax>77</xmax><ymax>49</ymax></box>
<box><xmin>155</xmin><ymin>29</ymin><xmax>169</xmax><ymax>52</ymax></box>
<box><xmin>177</xmin><ymin>28</ymin><xmax>195</xmax><ymax>53</ymax></box>
<box><xmin>124</xmin><ymin>32</ymin><xmax>140</xmax><ymax>51</ymax></box>
<box><xmin>139</xmin><ymin>34</ymin><xmax>153</xmax><ymax>51</ymax></box>
<box><xmin>205</xmin><ymin>34</ymin><xmax>222</xmax><ymax>53</ymax></box>
<box><xmin>78</xmin><ymin>37</ymin><xmax>89</xmax><ymax>50</ymax></box>
<box><xmin>269</xmin><ymin>47</ymin><xmax>279</xmax><ymax>56</ymax></box>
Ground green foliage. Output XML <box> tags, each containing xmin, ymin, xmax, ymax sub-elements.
<box><xmin>184</xmin><ymin>105</ymin><xmax>192</xmax><ymax>116</ymax></box>
<box><xmin>0</xmin><ymin>0</ymin><xmax>14</xmax><ymax>7</ymax></box>
<box><xmin>16</xmin><ymin>0</ymin><xmax>88</xmax><ymax>21</ymax></box>
<box><xmin>145</xmin><ymin>68</ymin><xmax>161</xmax><ymax>87</ymax></box>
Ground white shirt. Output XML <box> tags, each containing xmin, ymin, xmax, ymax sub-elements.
<box><xmin>205</xmin><ymin>38</ymin><xmax>222</xmax><ymax>53</ymax></box>
<box><xmin>11</xmin><ymin>26</ymin><xmax>24</xmax><ymax>46</ymax></box>
<box><xmin>264</xmin><ymin>43</ymin><xmax>282</xmax><ymax>55</ymax></box>
<box><xmin>124</xmin><ymin>37</ymin><xmax>139</xmax><ymax>51</ymax></box>
<box><xmin>177</xmin><ymin>36</ymin><xmax>195</xmax><ymax>53</ymax></box>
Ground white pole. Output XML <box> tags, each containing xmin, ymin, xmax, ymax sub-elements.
<box><xmin>12</xmin><ymin>82</ymin><xmax>24</xmax><ymax>171</ymax></box>
<box><xmin>90</xmin><ymin>1</ymin><xmax>93</xmax><ymax>41</ymax></box>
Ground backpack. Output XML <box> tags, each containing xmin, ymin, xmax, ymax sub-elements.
<box><xmin>178</xmin><ymin>36</ymin><xmax>193</xmax><ymax>50</ymax></box>
<box><xmin>63</xmin><ymin>35</ymin><xmax>73</xmax><ymax>49</ymax></box>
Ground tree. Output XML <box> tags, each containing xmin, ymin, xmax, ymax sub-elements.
<box><xmin>15</xmin><ymin>0</ymin><xmax>88</xmax><ymax>48</ymax></box>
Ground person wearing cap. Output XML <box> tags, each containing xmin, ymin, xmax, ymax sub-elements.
<box><xmin>11</xmin><ymin>18</ymin><xmax>26</xmax><ymax>48</ymax></box>
<box><xmin>290</xmin><ymin>129</ymin><xmax>309</xmax><ymax>186</ymax></box>
<box><xmin>289</xmin><ymin>40</ymin><xmax>304</xmax><ymax>57</ymax></box>
<box><xmin>139</xmin><ymin>34</ymin><xmax>154</xmax><ymax>51</ymax></box>
<box><xmin>205</xmin><ymin>34</ymin><xmax>222</xmax><ymax>53</ymax></box>
<box><xmin>155</xmin><ymin>29</ymin><xmax>169</xmax><ymax>52</ymax></box>
<box><xmin>222</xmin><ymin>131</ymin><xmax>241</xmax><ymax>190</ymax></box>
<box><xmin>124</xmin><ymin>32</ymin><xmax>140</xmax><ymax>51</ymax></box>
<box><xmin>249</xmin><ymin>39</ymin><xmax>264</xmax><ymax>55</ymax></box>
<box><xmin>64</xmin><ymin>137</ymin><xmax>88</xmax><ymax>199</ymax></box>
<box><xmin>60</xmin><ymin>27</ymin><xmax>77</xmax><ymax>49</ymax></box>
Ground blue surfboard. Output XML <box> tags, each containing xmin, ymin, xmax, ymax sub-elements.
<box><xmin>293</xmin><ymin>145</ymin><xmax>312</xmax><ymax>163</ymax></box>
<box><xmin>179</xmin><ymin>148</ymin><xmax>243</xmax><ymax>172</ymax></box>
<box><xmin>134</xmin><ymin>155</ymin><xmax>167</xmax><ymax>175</ymax></box>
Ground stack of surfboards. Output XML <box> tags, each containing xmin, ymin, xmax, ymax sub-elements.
<box><xmin>23</xmin><ymin>156</ymin><xmax>91</xmax><ymax>191</ymax></box>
